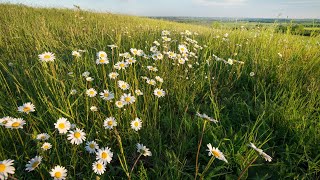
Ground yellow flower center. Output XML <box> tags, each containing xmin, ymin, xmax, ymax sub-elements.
<box><xmin>32</xmin><ymin>161</ymin><xmax>40</xmax><ymax>168</ymax></box>
<box><xmin>0</xmin><ymin>164</ymin><xmax>5</xmax><ymax>172</ymax></box>
<box><xmin>99</xmin><ymin>59</ymin><xmax>105</xmax><ymax>63</ymax></box>
<box><xmin>102</xmin><ymin>152</ymin><xmax>108</xmax><ymax>159</ymax></box>
<box><xmin>89</xmin><ymin>91</ymin><xmax>95</xmax><ymax>95</ymax></box>
<box><xmin>74</xmin><ymin>132</ymin><xmax>81</xmax><ymax>138</ymax></box>
<box><xmin>100</xmin><ymin>54</ymin><xmax>105</xmax><ymax>58</ymax></box>
<box><xmin>212</xmin><ymin>150</ymin><xmax>220</xmax><ymax>158</ymax></box>
<box><xmin>104</xmin><ymin>93</ymin><xmax>109</xmax><ymax>97</ymax></box>
<box><xmin>12</xmin><ymin>122</ymin><xmax>20</xmax><ymax>127</ymax></box>
<box><xmin>117</xmin><ymin>102</ymin><xmax>123</xmax><ymax>106</ymax></box>
<box><xmin>89</xmin><ymin>144</ymin><xmax>95</xmax><ymax>148</ymax></box>
<box><xmin>111</xmin><ymin>74</ymin><xmax>116</xmax><ymax>78</ymax></box>
<box><xmin>43</xmin><ymin>145</ymin><xmax>49</xmax><ymax>149</ymax></box>
<box><xmin>41</xmin><ymin>136</ymin><xmax>46</xmax><ymax>139</ymax></box>
<box><xmin>44</xmin><ymin>54</ymin><xmax>51</xmax><ymax>59</ymax></box>
<box><xmin>125</xmin><ymin>97</ymin><xmax>131</xmax><ymax>102</ymax></box>
<box><xmin>55</xmin><ymin>172</ymin><xmax>62</xmax><ymax>178</ymax></box>
<box><xmin>157</xmin><ymin>91</ymin><xmax>162</xmax><ymax>95</ymax></box>
<box><xmin>23</xmin><ymin>106</ymin><xmax>31</xmax><ymax>112</ymax></box>
<box><xmin>134</xmin><ymin>121</ymin><xmax>139</xmax><ymax>127</ymax></box>
<box><xmin>107</xmin><ymin>121</ymin><xmax>113</xmax><ymax>126</ymax></box>
<box><xmin>58</xmin><ymin>123</ymin><xmax>65</xmax><ymax>129</ymax></box>
<box><xmin>120</xmin><ymin>63</ymin><xmax>125</xmax><ymax>67</ymax></box>
<box><xmin>121</xmin><ymin>85</ymin><xmax>127</xmax><ymax>89</ymax></box>
<box><xmin>97</xmin><ymin>163</ymin><xmax>103</xmax><ymax>170</ymax></box>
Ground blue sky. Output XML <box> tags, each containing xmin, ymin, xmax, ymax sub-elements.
<box><xmin>1</xmin><ymin>0</ymin><xmax>320</xmax><ymax>18</ymax></box>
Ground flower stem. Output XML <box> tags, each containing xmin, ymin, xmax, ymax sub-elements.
<box><xmin>237</xmin><ymin>156</ymin><xmax>258</xmax><ymax>180</ymax></box>
<box><xmin>129</xmin><ymin>153</ymin><xmax>142</xmax><ymax>179</ymax></box>
<box><xmin>114</xmin><ymin>129</ymin><xmax>130</xmax><ymax>178</ymax></box>
<box><xmin>195</xmin><ymin>120</ymin><xmax>207</xmax><ymax>180</ymax></box>
<box><xmin>199</xmin><ymin>156</ymin><xmax>215</xmax><ymax>180</ymax></box>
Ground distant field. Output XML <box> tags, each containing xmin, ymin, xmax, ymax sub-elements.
<box><xmin>0</xmin><ymin>4</ymin><xmax>320</xmax><ymax>180</ymax></box>
<box><xmin>305</xmin><ymin>27</ymin><xmax>320</xmax><ymax>30</ymax></box>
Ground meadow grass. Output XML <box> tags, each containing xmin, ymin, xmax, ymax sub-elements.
<box><xmin>0</xmin><ymin>4</ymin><xmax>319</xmax><ymax>179</ymax></box>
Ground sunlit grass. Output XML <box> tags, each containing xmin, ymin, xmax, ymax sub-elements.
<box><xmin>0</xmin><ymin>3</ymin><xmax>319</xmax><ymax>179</ymax></box>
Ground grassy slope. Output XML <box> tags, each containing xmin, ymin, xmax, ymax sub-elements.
<box><xmin>0</xmin><ymin>4</ymin><xmax>320</xmax><ymax>179</ymax></box>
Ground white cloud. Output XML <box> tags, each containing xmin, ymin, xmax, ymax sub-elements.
<box><xmin>194</xmin><ymin>0</ymin><xmax>248</xmax><ymax>6</ymax></box>
<box><xmin>284</xmin><ymin>0</ymin><xmax>320</xmax><ymax>4</ymax></box>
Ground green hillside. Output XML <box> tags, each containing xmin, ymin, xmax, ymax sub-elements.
<box><xmin>0</xmin><ymin>4</ymin><xmax>319</xmax><ymax>179</ymax></box>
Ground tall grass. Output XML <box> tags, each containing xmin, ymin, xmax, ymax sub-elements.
<box><xmin>0</xmin><ymin>4</ymin><xmax>319</xmax><ymax>179</ymax></box>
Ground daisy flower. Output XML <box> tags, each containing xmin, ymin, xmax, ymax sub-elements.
<box><xmin>118</xmin><ymin>80</ymin><xmax>130</xmax><ymax>90</ymax></box>
<box><xmin>96</xmin><ymin>58</ymin><xmax>109</xmax><ymax>65</ymax></box>
<box><xmin>167</xmin><ymin>51</ymin><xmax>176</xmax><ymax>59</ymax></box>
<box><xmin>178</xmin><ymin>58</ymin><xmax>186</xmax><ymax>64</ymax></box>
<box><xmin>131</xmin><ymin>118</ymin><xmax>142</xmax><ymax>131</ymax></box>
<box><xmin>196</xmin><ymin>112</ymin><xmax>218</xmax><ymax>123</ymax></box>
<box><xmin>86</xmin><ymin>77</ymin><xmax>94</xmax><ymax>82</ymax></box>
<box><xmin>41</xmin><ymin>142</ymin><xmax>52</xmax><ymax>151</ymax></box>
<box><xmin>135</xmin><ymin>89</ymin><xmax>143</xmax><ymax>96</ymax></box>
<box><xmin>99</xmin><ymin>90</ymin><xmax>114</xmax><ymax>101</ymax></box>
<box><xmin>103</xmin><ymin>117</ymin><xmax>117</xmax><ymax>129</ymax></box>
<box><xmin>92</xmin><ymin>161</ymin><xmax>106</xmax><ymax>175</ymax></box>
<box><xmin>97</xmin><ymin>51</ymin><xmax>107</xmax><ymax>59</ymax></box>
<box><xmin>250</xmin><ymin>72</ymin><xmax>255</xmax><ymax>76</ymax></box>
<box><xmin>120</xmin><ymin>93</ymin><xmax>136</xmax><ymax>105</ymax></box>
<box><xmin>54</xmin><ymin>117</ymin><xmax>71</xmax><ymax>134</ymax></box>
<box><xmin>156</xmin><ymin>52</ymin><xmax>164</xmax><ymax>60</ymax></box>
<box><xmin>86</xmin><ymin>141</ymin><xmax>99</xmax><ymax>154</ymax></box>
<box><xmin>130</xmin><ymin>48</ymin><xmax>138</xmax><ymax>55</ymax></box>
<box><xmin>5</xmin><ymin>118</ymin><xmax>25</xmax><ymax>129</ymax></box>
<box><xmin>115</xmin><ymin>101</ymin><xmax>124</xmax><ymax>108</ymax></box>
<box><xmin>0</xmin><ymin>116</ymin><xmax>12</xmax><ymax>126</ymax></box>
<box><xmin>114</xmin><ymin>61</ymin><xmax>128</xmax><ymax>70</ymax></box>
<box><xmin>38</xmin><ymin>52</ymin><xmax>55</xmax><ymax>62</ymax></box>
<box><xmin>36</xmin><ymin>133</ymin><xmax>50</xmax><ymax>141</ymax></box>
<box><xmin>70</xmin><ymin>89</ymin><xmax>77</xmax><ymax>95</ymax></box>
<box><xmin>67</xmin><ymin>128</ymin><xmax>86</xmax><ymax>145</ymax></box>
<box><xmin>25</xmin><ymin>156</ymin><xmax>42</xmax><ymax>172</ymax></box>
<box><xmin>72</xmin><ymin>51</ymin><xmax>81</xmax><ymax>58</ymax></box>
<box><xmin>137</xmin><ymin>49</ymin><xmax>144</xmax><ymax>56</ymax></box>
<box><xmin>227</xmin><ymin>58</ymin><xmax>234</xmax><ymax>65</ymax></box>
<box><xmin>126</xmin><ymin>57</ymin><xmax>136</xmax><ymax>64</ymax></box>
<box><xmin>248</xmin><ymin>143</ymin><xmax>272</xmax><ymax>162</ymax></box>
<box><xmin>146</xmin><ymin>79</ymin><xmax>156</xmax><ymax>86</ymax></box>
<box><xmin>18</xmin><ymin>102</ymin><xmax>35</xmax><ymax>114</ymax></box>
<box><xmin>137</xmin><ymin>143</ymin><xmax>152</xmax><ymax>156</ymax></box>
<box><xmin>90</xmin><ymin>106</ymin><xmax>98</xmax><ymax>112</ymax></box>
<box><xmin>150</xmin><ymin>46</ymin><xmax>157</xmax><ymax>53</ymax></box>
<box><xmin>147</xmin><ymin>66</ymin><xmax>158</xmax><ymax>72</ymax></box>
<box><xmin>178</xmin><ymin>45</ymin><xmax>188</xmax><ymax>54</ymax></box>
<box><xmin>0</xmin><ymin>159</ymin><xmax>15</xmax><ymax>180</ymax></box>
<box><xmin>206</xmin><ymin>143</ymin><xmax>228</xmax><ymax>163</ymax></box>
<box><xmin>86</xmin><ymin>88</ymin><xmax>97</xmax><ymax>97</ymax></box>
<box><xmin>154</xmin><ymin>88</ymin><xmax>166</xmax><ymax>98</ymax></box>
<box><xmin>155</xmin><ymin>76</ymin><xmax>163</xmax><ymax>83</ymax></box>
<box><xmin>161</xmin><ymin>30</ymin><xmax>170</xmax><ymax>36</ymax></box>
<box><xmin>108</xmin><ymin>72</ymin><xmax>119</xmax><ymax>79</ymax></box>
<box><xmin>50</xmin><ymin>165</ymin><xmax>67</xmax><ymax>180</ymax></box>
<box><xmin>162</xmin><ymin>36</ymin><xmax>171</xmax><ymax>42</ymax></box>
<box><xmin>119</xmin><ymin>52</ymin><xmax>131</xmax><ymax>58</ymax></box>
<box><xmin>153</xmin><ymin>40</ymin><xmax>160</xmax><ymax>46</ymax></box>
<box><xmin>107</xmin><ymin>44</ymin><xmax>118</xmax><ymax>49</ymax></box>
<box><xmin>82</xmin><ymin>71</ymin><xmax>90</xmax><ymax>77</ymax></box>
<box><xmin>96</xmin><ymin>147</ymin><xmax>113</xmax><ymax>164</ymax></box>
